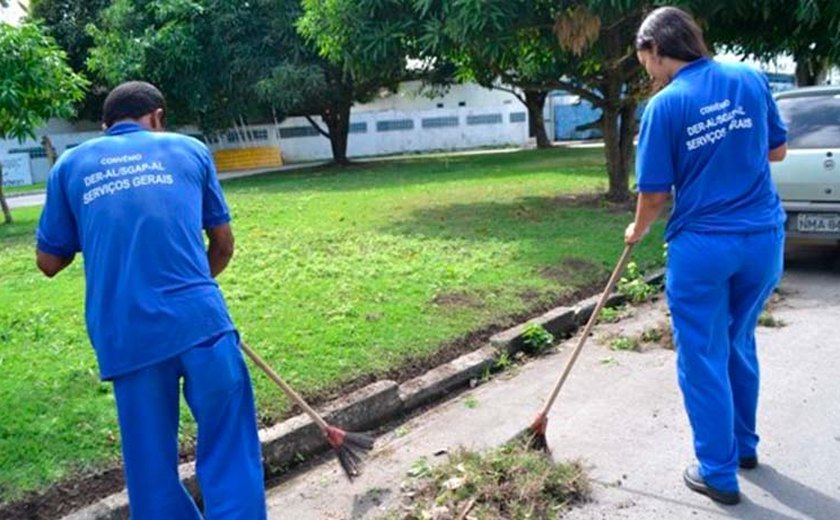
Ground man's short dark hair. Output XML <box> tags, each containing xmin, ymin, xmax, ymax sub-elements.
<box><xmin>102</xmin><ymin>81</ymin><xmax>166</xmax><ymax>128</ymax></box>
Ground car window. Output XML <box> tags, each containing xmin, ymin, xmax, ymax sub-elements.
<box><xmin>776</xmin><ymin>93</ymin><xmax>840</xmax><ymax>149</ymax></box>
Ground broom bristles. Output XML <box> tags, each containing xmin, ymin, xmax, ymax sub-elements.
<box><xmin>335</xmin><ymin>443</ymin><xmax>364</xmax><ymax>479</ymax></box>
<box><xmin>525</xmin><ymin>412</ymin><xmax>551</xmax><ymax>453</ymax></box>
<box><xmin>343</xmin><ymin>430</ymin><xmax>375</xmax><ymax>451</ymax></box>
<box><xmin>325</xmin><ymin>425</ymin><xmax>375</xmax><ymax>480</ymax></box>
<box><xmin>526</xmin><ymin>431</ymin><xmax>550</xmax><ymax>452</ymax></box>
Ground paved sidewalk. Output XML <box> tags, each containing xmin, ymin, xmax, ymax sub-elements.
<box><xmin>4</xmin><ymin>161</ymin><xmax>330</xmax><ymax>210</ymax></box>
<box><xmin>6</xmin><ymin>191</ymin><xmax>45</xmax><ymax>209</ymax></box>
<box><xmin>265</xmin><ymin>263</ymin><xmax>840</xmax><ymax>519</ymax></box>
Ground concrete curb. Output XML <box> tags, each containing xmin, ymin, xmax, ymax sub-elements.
<box><xmin>61</xmin><ymin>268</ymin><xmax>665</xmax><ymax>520</ymax></box>
<box><xmin>399</xmin><ymin>346</ymin><xmax>497</xmax><ymax>411</ymax></box>
<box><xmin>490</xmin><ymin>268</ymin><xmax>664</xmax><ymax>352</ymax></box>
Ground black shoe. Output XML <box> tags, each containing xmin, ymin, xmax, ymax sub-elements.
<box><xmin>683</xmin><ymin>465</ymin><xmax>741</xmax><ymax>505</ymax></box>
<box><xmin>739</xmin><ymin>456</ymin><xmax>758</xmax><ymax>470</ymax></box>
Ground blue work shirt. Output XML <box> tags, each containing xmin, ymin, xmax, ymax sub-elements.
<box><xmin>636</xmin><ymin>58</ymin><xmax>788</xmax><ymax>241</ymax></box>
<box><xmin>37</xmin><ymin>122</ymin><xmax>235</xmax><ymax>380</ymax></box>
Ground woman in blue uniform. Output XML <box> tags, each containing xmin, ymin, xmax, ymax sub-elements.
<box><xmin>625</xmin><ymin>7</ymin><xmax>788</xmax><ymax>505</ymax></box>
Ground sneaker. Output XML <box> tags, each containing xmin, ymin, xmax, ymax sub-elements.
<box><xmin>739</xmin><ymin>456</ymin><xmax>758</xmax><ymax>470</ymax></box>
<box><xmin>683</xmin><ymin>465</ymin><xmax>741</xmax><ymax>505</ymax></box>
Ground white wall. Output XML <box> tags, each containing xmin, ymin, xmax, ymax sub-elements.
<box><xmin>358</xmin><ymin>81</ymin><xmax>523</xmax><ymax>112</ymax></box>
<box><xmin>0</xmin><ymin>129</ymin><xmax>102</xmax><ymax>184</ymax></box>
<box><xmin>358</xmin><ymin>80</ymin><xmax>555</xmax><ymax>139</ymax></box>
<box><xmin>274</xmin><ymin>105</ymin><xmax>530</xmax><ymax>163</ymax></box>
<box><xmin>0</xmin><ymin>81</ymin><xmax>546</xmax><ymax>183</ymax></box>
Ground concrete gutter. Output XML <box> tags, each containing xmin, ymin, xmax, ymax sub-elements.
<box><xmin>62</xmin><ymin>270</ymin><xmax>664</xmax><ymax>519</ymax></box>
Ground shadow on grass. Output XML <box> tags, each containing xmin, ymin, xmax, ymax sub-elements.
<box><xmin>384</xmin><ymin>192</ymin><xmax>635</xmax><ymax>248</ymax></box>
<box><xmin>222</xmin><ymin>148</ymin><xmax>606</xmax><ymax>196</ymax></box>
<box><xmin>380</xmin><ymin>192</ymin><xmax>670</xmax><ymax>292</ymax></box>
<box><xmin>0</xmin><ymin>213</ymin><xmax>40</xmax><ymax>250</ymax></box>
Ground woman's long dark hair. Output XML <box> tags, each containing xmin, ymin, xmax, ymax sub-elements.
<box><xmin>635</xmin><ymin>7</ymin><xmax>709</xmax><ymax>62</ymax></box>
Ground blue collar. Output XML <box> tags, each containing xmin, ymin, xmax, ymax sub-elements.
<box><xmin>674</xmin><ymin>57</ymin><xmax>711</xmax><ymax>80</ymax></box>
<box><xmin>106</xmin><ymin>122</ymin><xmax>147</xmax><ymax>136</ymax></box>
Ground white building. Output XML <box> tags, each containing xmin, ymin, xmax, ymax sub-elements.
<box><xmin>2</xmin><ymin>81</ymin><xmax>542</xmax><ymax>183</ymax></box>
<box><xmin>271</xmin><ymin>81</ymin><xmax>539</xmax><ymax>164</ymax></box>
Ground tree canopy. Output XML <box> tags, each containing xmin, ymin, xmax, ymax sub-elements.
<box><xmin>28</xmin><ymin>0</ymin><xmax>110</xmax><ymax>122</ymax></box>
<box><xmin>87</xmin><ymin>0</ymin><xmax>287</xmax><ymax>131</ymax></box>
<box><xmin>549</xmin><ymin>1</ymin><xmax>651</xmax><ymax>201</ymax></box>
<box><xmin>293</xmin><ymin>0</ymin><xmax>418</xmax><ymax>163</ymax></box>
<box><xmin>0</xmin><ymin>22</ymin><xmax>87</xmax><ymax>223</ymax></box>
<box><xmin>702</xmin><ymin>0</ymin><xmax>840</xmax><ymax>85</ymax></box>
<box><xmin>413</xmin><ymin>0</ymin><xmax>570</xmax><ymax>148</ymax></box>
<box><xmin>29</xmin><ymin>0</ymin><xmax>840</xmax><ymax>193</ymax></box>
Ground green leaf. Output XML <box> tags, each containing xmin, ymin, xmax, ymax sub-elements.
<box><xmin>0</xmin><ymin>22</ymin><xmax>88</xmax><ymax>142</ymax></box>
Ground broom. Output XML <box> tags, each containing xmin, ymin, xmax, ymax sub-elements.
<box><xmin>240</xmin><ymin>341</ymin><xmax>375</xmax><ymax>479</ymax></box>
<box><xmin>526</xmin><ymin>244</ymin><xmax>635</xmax><ymax>452</ymax></box>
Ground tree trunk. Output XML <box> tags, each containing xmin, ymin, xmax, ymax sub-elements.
<box><xmin>602</xmin><ymin>101</ymin><xmax>637</xmax><ymax>204</ymax></box>
<box><xmin>600</xmin><ymin>72</ymin><xmax>636</xmax><ymax>203</ymax></box>
<box><xmin>795</xmin><ymin>55</ymin><xmax>823</xmax><ymax>86</ymax></box>
<box><xmin>524</xmin><ymin>89</ymin><xmax>550</xmax><ymax>149</ymax></box>
<box><xmin>602</xmin><ymin>103</ymin><xmax>625</xmax><ymax>202</ymax></box>
<box><xmin>618</xmin><ymin>98</ymin><xmax>638</xmax><ymax>199</ymax></box>
<box><xmin>0</xmin><ymin>162</ymin><xmax>12</xmax><ymax>225</ymax></box>
<box><xmin>322</xmin><ymin>96</ymin><xmax>352</xmax><ymax>166</ymax></box>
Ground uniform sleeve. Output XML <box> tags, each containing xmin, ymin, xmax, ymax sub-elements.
<box><xmin>36</xmin><ymin>164</ymin><xmax>80</xmax><ymax>258</ymax></box>
<box><xmin>636</xmin><ymin>97</ymin><xmax>676</xmax><ymax>193</ymax></box>
<box><xmin>763</xmin><ymin>77</ymin><xmax>788</xmax><ymax>150</ymax></box>
<box><xmin>200</xmin><ymin>145</ymin><xmax>231</xmax><ymax>229</ymax></box>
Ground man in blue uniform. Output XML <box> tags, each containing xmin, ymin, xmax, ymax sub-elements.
<box><xmin>626</xmin><ymin>7</ymin><xmax>788</xmax><ymax>506</ymax></box>
<box><xmin>36</xmin><ymin>81</ymin><xmax>266</xmax><ymax>519</ymax></box>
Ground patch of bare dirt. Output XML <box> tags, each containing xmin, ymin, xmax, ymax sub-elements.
<box><xmin>517</xmin><ymin>288</ymin><xmax>542</xmax><ymax>305</ymax></box>
<box><xmin>539</xmin><ymin>257</ymin><xmax>603</xmax><ymax>283</ymax></box>
<box><xmin>641</xmin><ymin>321</ymin><xmax>675</xmax><ymax>350</ymax></box>
<box><xmin>0</xmin><ymin>467</ymin><xmax>124</xmax><ymax>520</ymax></box>
<box><xmin>432</xmin><ymin>291</ymin><xmax>484</xmax><ymax>309</ymax></box>
<box><xmin>550</xmin><ymin>193</ymin><xmax>636</xmax><ymax>214</ymax></box>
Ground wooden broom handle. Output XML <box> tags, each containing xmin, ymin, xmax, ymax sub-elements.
<box><xmin>240</xmin><ymin>341</ymin><xmax>330</xmax><ymax>431</ymax></box>
<box><xmin>540</xmin><ymin>244</ymin><xmax>635</xmax><ymax>415</ymax></box>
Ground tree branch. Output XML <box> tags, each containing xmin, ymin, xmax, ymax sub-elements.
<box><xmin>304</xmin><ymin>114</ymin><xmax>331</xmax><ymax>139</ymax></box>
<box><xmin>553</xmin><ymin>79</ymin><xmax>603</xmax><ymax>105</ymax></box>
<box><xmin>575</xmin><ymin>115</ymin><xmax>603</xmax><ymax>133</ymax></box>
<box><xmin>491</xmin><ymin>84</ymin><xmax>525</xmax><ymax>104</ymax></box>
<box><xmin>600</xmin><ymin>9</ymin><xmax>645</xmax><ymax>34</ymax></box>
<box><xmin>617</xmin><ymin>49</ymin><xmax>642</xmax><ymax>78</ymax></box>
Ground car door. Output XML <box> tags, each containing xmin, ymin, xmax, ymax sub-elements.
<box><xmin>773</xmin><ymin>90</ymin><xmax>840</xmax><ymax>203</ymax></box>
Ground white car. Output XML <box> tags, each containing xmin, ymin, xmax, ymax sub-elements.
<box><xmin>772</xmin><ymin>86</ymin><xmax>840</xmax><ymax>242</ymax></box>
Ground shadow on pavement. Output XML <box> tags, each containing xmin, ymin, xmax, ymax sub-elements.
<box><xmin>590</xmin><ymin>472</ymin><xmax>837</xmax><ymax>520</ymax></box>
<box><xmin>784</xmin><ymin>243</ymin><xmax>840</xmax><ymax>273</ymax></box>
<box><xmin>742</xmin><ymin>465</ymin><xmax>840</xmax><ymax>520</ymax></box>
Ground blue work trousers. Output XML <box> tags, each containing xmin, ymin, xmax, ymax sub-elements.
<box><xmin>112</xmin><ymin>331</ymin><xmax>266</xmax><ymax>519</ymax></box>
<box><xmin>666</xmin><ymin>227</ymin><xmax>783</xmax><ymax>492</ymax></box>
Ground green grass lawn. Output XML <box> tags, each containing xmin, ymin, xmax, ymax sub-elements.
<box><xmin>2</xmin><ymin>181</ymin><xmax>45</xmax><ymax>195</ymax></box>
<box><xmin>0</xmin><ymin>147</ymin><xmax>664</xmax><ymax>502</ymax></box>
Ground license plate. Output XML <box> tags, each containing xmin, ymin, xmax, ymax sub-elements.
<box><xmin>796</xmin><ymin>213</ymin><xmax>840</xmax><ymax>233</ymax></box>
